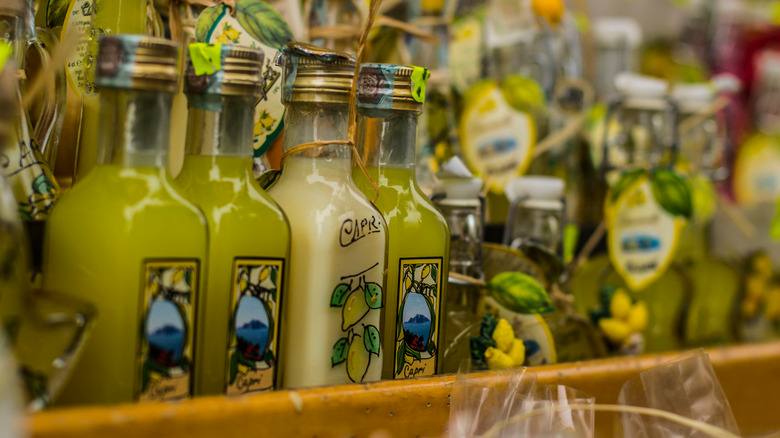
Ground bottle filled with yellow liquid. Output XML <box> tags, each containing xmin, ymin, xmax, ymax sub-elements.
<box><xmin>353</xmin><ymin>64</ymin><xmax>450</xmax><ymax>379</ymax></box>
<box><xmin>269</xmin><ymin>43</ymin><xmax>387</xmax><ymax>388</ymax></box>
<box><xmin>175</xmin><ymin>44</ymin><xmax>290</xmax><ymax>395</ymax></box>
<box><xmin>44</xmin><ymin>36</ymin><xmax>208</xmax><ymax>405</ymax></box>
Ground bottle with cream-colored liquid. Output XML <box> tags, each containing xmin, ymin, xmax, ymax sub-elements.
<box><xmin>268</xmin><ymin>43</ymin><xmax>387</xmax><ymax>388</ymax></box>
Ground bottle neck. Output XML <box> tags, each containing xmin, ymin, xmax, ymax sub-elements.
<box><xmin>282</xmin><ymin>102</ymin><xmax>351</xmax><ymax>172</ymax></box>
<box><xmin>97</xmin><ymin>89</ymin><xmax>173</xmax><ymax>168</ymax></box>
<box><xmin>184</xmin><ymin>95</ymin><xmax>255</xmax><ymax>157</ymax></box>
<box><xmin>356</xmin><ymin>109</ymin><xmax>418</xmax><ymax>172</ymax></box>
<box><xmin>0</xmin><ymin>14</ymin><xmax>27</xmax><ymax>68</ymax></box>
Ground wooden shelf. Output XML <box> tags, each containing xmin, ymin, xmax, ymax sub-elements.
<box><xmin>31</xmin><ymin>342</ymin><xmax>780</xmax><ymax>437</ymax></box>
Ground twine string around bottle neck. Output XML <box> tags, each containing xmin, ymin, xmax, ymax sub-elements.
<box><xmin>279</xmin><ymin>0</ymin><xmax>383</xmax><ymax>203</ymax></box>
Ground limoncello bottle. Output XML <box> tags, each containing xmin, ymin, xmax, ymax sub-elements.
<box><xmin>45</xmin><ymin>35</ymin><xmax>208</xmax><ymax>405</ymax></box>
<box><xmin>175</xmin><ymin>44</ymin><xmax>290</xmax><ymax>395</ymax></box>
<box><xmin>353</xmin><ymin>64</ymin><xmax>450</xmax><ymax>379</ymax></box>
<box><xmin>268</xmin><ymin>43</ymin><xmax>387</xmax><ymax>388</ymax></box>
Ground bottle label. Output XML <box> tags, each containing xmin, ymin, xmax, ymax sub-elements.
<box><xmin>450</xmin><ymin>14</ymin><xmax>484</xmax><ymax>95</ymax></box>
<box><xmin>196</xmin><ymin>1</ymin><xmax>294</xmax><ymax>158</ymax></box>
<box><xmin>394</xmin><ymin>258</ymin><xmax>442</xmax><ymax>379</ymax></box>
<box><xmin>1</xmin><ymin>111</ymin><xmax>59</xmax><ymax>220</ymax></box>
<box><xmin>226</xmin><ymin>258</ymin><xmax>283</xmax><ymax>395</ymax></box>
<box><xmin>138</xmin><ymin>260</ymin><xmax>199</xmax><ymax>402</ymax></box>
<box><xmin>60</xmin><ymin>0</ymin><xmax>93</xmax><ymax>96</ymax></box>
<box><xmin>733</xmin><ymin>134</ymin><xmax>780</xmax><ymax>205</ymax></box>
<box><xmin>459</xmin><ymin>81</ymin><xmax>536</xmax><ymax>192</ymax></box>
<box><xmin>606</xmin><ymin>169</ymin><xmax>691</xmax><ymax>290</ymax></box>
<box><xmin>329</xmin><ymin>226</ymin><xmax>384</xmax><ymax>383</ymax></box>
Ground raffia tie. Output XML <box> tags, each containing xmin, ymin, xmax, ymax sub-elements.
<box><xmin>279</xmin><ymin>0</ymin><xmax>383</xmax><ymax>203</ymax></box>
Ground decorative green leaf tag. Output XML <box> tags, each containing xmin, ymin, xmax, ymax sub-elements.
<box><xmin>649</xmin><ymin>169</ymin><xmax>693</xmax><ymax>218</ymax></box>
<box><xmin>487</xmin><ymin>272</ymin><xmax>554</xmax><ymax>314</ymax></box>
<box><xmin>611</xmin><ymin>169</ymin><xmax>647</xmax><ymax>202</ymax></box>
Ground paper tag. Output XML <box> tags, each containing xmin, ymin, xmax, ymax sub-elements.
<box><xmin>188</xmin><ymin>43</ymin><xmax>222</xmax><ymax>75</ymax></box>
<box><xmin>196</xmin><ymin>0</ymin><xmax>293</xmax><ymax>157</ymax></box>
<box><xmin>449</xmin><ymin>14</ymin><xmax>484</xmax><ymax>95</ymax></box>
<box><xmin>410</xmin><ymin>66</ymin><xmax>430</xmax><ymax>103</ymax></box>
<box><xmin>61</xmin><ymin>0</ymin><xmax>93</xmax><ymax>96</ymax></box>
<box><xmin>733</xmin><ymin>133</ymin><xmax>780</xmax><ymax>205</ymax></box>
<box><xmin>606</xmin><ymin>174</ymin><xmax>686</xmax><ymax>290</ymax></box>
<box><xmin>459</xmin><ymin>80</ymin><xmax>536</xmax><ymax>192</ymax></box>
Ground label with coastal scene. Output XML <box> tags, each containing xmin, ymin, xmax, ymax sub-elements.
<box><xmin>138</xmin><ymin>260</ymin><xmax>198</xmax><ymax>402</ymax></box>
<box><xmin>394</xmin><ymin>258</ymin><xmax>442</xmax><ymax>379</ymax></box>
<box><xmin>226</xmin><ymin>258</ymin><xmax>283</xmax><ymax>395</ymax></box>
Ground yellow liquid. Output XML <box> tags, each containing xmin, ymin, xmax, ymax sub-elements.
<box><xmin>44</xmin><ymin>165</ymin><xmax>207</xmax><ymax>405</ymax></box>
<box><xmin>570</xmin><ymin>254</ymin><xmax>687</xmax><ymax>353</ymax></box>
<box><xmin>175</xmin><ymin>155</ymin><xmax>290</xmax><ymax>395</ymax></box>
<box><xmin>353</xmin><ymin>166</ymin><xmax>450</xmax><ymax>378</ymax></box>
<box><xmin>74</xmin><ymin>0</ymin><xmax>147</xmax><ymax>182</ymax></box>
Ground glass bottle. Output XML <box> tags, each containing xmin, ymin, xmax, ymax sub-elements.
<box><xmin>0</xmin><ymin>0</ymin><xmax>59</xmax><ymax>219</ymax></box>
<box><xmin>175</xmin><ymin>45</ymin><xmax>290</xmax><ymax>395</ymax></box>
<box><xmin>268</xmin><ymin>43</ymin><xmax>387</xmax><ymax>388</ymax></box>
<box><xmin>433</xmin><ymin>176</ymin><xmax>485</xmax><ymax>373</ymax></box>
<box><xmin>503</xmin><ymin>176</ymin><xmax>565</xmax><ymax>252</ymax></box>
<box><xmin>571</xmin><ymin>74</ymin><xmax>689</xmax><ymax>354</ymax></box>
<box><xmin>671</xmin><ymin>84</ymin><xmax>738</xmax><ymax>347</ymax></box>
<box><xmin>73</xmin><ymin>0</ymin><xmax>148</xmax><ymax>182</ymax></box>
<box><xmin>45</xmin><ymin>35</ymin><xmax>208</xmax><ymax>405</ymax></box>
<box><xmin>353</xmin><ymin>64</ymin><xmax>450</xmax><ymax>379</ymax></box>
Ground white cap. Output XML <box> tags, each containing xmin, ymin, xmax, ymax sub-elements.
<box><xmin>436</xmin><ymin>177</ymin><xmax>484</xmax><ymax>199</ymax></box>
<box><xmin>711</xmin><ymin>73</ymin><xmax>742</xmax><ymax>94</ymax></box>
<box><xmin>504</xmin><ymin>176</ymin><xmax>565</xmax><ymax>201</ymax></box>
<box><xmin>757</xmin><ymin>50</ymin><xmax>780</xmax><ymax>79</ymax></box>
<box><xmin>671</xmin><ymin>83</ymin><xmax>715</xmax><ymax>112</ymax></box>
<box><xmin>614</xmin><ymin>72</ymin><xmax>667</xmax><ymax>99</ymax></box>
<box><xmin>593</xmin><ymin>18</ymin><xmax>642</xmax><ymax>49</ymax></box>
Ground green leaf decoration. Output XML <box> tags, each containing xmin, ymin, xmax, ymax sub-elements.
<box><xmin>237</xmin><ymin>353</ymin><xmax>257</xmax><ymax>369</ymax></box>
<box><xmin>396</xmin><ymin>340</ymin><xmax>406</xmax><ymax>374</ymax></box>
<box><xmin>480</xmin><ymin>313</ymin><xmax>498</xmax><ymax>339</ymax></box>
<box><xmin>650</xmin><ymin>169</ymin><xmax>693</xmax><ymax>218</ymax></box>
<box><xmin>330</xmin><ymin>283</ymin><xmax>350</xmax><ymax>307</ymax></box>
<box><xmin>405</xmin><ymin>343</ymin><xmax>422</xmax><ymax>361</ymax></box>
<box><xmin>431</xmin><ymin>265</ymin><xmax>439</xmax><ymax>283</ymax></box>
<box><xmin>470</xmin><ymin>336</ymin><xmax>493</xmax><ymax>367</ymax></box>
<box><xmin>331</xmin><ymin>337</ymin><xmax>349</xmax><ymax>366</ymax></box>
<box><xmin>365</xmin><ymin>282</ymin><xmax>382</xmax><ymax>309</ymax></box>
<box><xmin>363</xmin><ymin>325</ymin><xmax>381</xmax><ymax>355</ymax></box>
<box><xmin>599</xmin><ymin>285</ymin><xmax>618</xmax><ymax>307</ymax></box>
<box><xmin>425</xmin><ymin>296</ymin><xmax>436</xmax><ymax>333</ymax></box>
<box><xmin>270</xmin><ymin>267</ymin><xmax>278</xmax><ymax>286</ymax></box>
<box><xmin>487</xmin><ymin>272</ymin><xmax>554</xmax><ymax>314</ymax></box>
<box><xmin>426</xmin><ymin>340</ymin><xmax>436</xmax><ymax>355</ymax></box>
<box><xmin>264</xmin><ymin>350</ymin><xmax>275</xmax><ymax>367</ymax></box>
<box><xmin>229</xmin><ymin>351</ymin><xmax>239</xmax><ymax>384</ymax></box>
<box><xmin>236</xmin><ymin>0</ymin><xmax>294</xmax><ymax>49</ymax></box>
<box><xmin>195</xmin><ymin>4</ymin><xmax>227</xmax><ymax>42</ymax></box>
<box><xmin>45</xmin><ymin>0</ymin><xmax>70</xmax><ymax>28</ymax></box>
<box><xmin>611</xmin><ymin>169</ymin><xmax>647</xmax><ymax>202</ymax></box>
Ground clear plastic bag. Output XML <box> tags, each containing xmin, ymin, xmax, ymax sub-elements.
<box><xmin>617</xmin><ymin>349</ymin><xmax>740</xmax><ymax>438</ymax></box>
<box><xmin>449</xmin><ymin>365</ymin><xmax>595</xmax><ymax>438</ymax></box>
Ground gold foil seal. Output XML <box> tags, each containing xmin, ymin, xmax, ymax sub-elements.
<box><xmin>96</xmin><ymin>35</ymin><xmax>180</xmax><ymax>93</ymax></box>
<box><xmin>277</xmin><ymin>42</ymin><xmax>356</xmax><ymax>104</ymax></box>
<box><xmin>184</xmin><ymin>45</ymin><xmax>264</xmax><ymax>97</ymax></box>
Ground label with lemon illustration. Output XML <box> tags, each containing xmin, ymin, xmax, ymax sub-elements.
<box><xmin>472</xmin><ymin>272</ymin><xmax>557</xmax><ymax>367</ymax></box>
<box><xmin>60</xmin><ymin>0</ymin><xmax>93</xmax><ymax>96</ymax></box>
<box><xmin>459</xmin><ymin>80</ymin><xmax>536</xmax><ymax>193</ymax></box>
<box><xmin>606</xmin><ymin>169</ymin><xmax>692</xmax><ymax>291</ymax></box>
<box><xmin>733</xmin><ymin>132</ymin><xmax>780</xmax><ymax>205</ymax></box>
<box><xmin>226</xmin><ymin>258</ymin><xmax>283</xmax><ymax>395</ymax></box>
<box><xmin>196</xmin><ymin>0</ymin><xmax>294</xmax><ymax>159</ymax></box>
<box><xmin>394</xmin><ymin>258</ymin><xmax>442</xmax><ymax>379</ymax></box>
<box><xmin>138</xmin><ymin>260</ymin><xmax>199</xmax><ymax>402</ymax></box>
<box><xmin>330</xmin><ymin>263</ymin><xmax>383</xmax><ymax>383</ymax></box>
<box><xmin>589</xmin><ymin>286</ymin><xmax>648</xmax><ymax>355</ymax></box>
